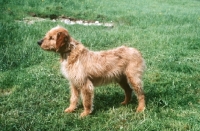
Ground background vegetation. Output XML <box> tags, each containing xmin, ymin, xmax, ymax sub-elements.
<box><xmin>0</xmin><ymin>0</ymin><xmax>200</xmax><ymax>130</ymax></box>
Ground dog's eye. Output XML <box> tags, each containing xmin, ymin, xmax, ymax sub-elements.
<box><xmin>49</xmin><ymin>36</ymin><xmax>54</xmax><ymax>40</ymax></box>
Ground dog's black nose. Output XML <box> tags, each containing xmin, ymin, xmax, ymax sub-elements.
<box><xmin>37</xmin><ymin>39</ymin><xmax>43</xmax><ymax>46</ymax></box>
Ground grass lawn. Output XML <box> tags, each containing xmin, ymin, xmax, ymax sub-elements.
<box><xmin>0</xmin><ymin>0</ymin><xmax>200</xmax><ymax>130</ymax></box>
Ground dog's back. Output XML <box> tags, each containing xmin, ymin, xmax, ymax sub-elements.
<box><xmin>70</xmin><ymin>46</ymin><xmax>144</xmax><ymax>86</ymax></box>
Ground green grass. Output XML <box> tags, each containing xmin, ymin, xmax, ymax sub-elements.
<box><xmin>1</xmin><ymin>0</ymin><xmax>200</xmax><ymax>130</ymax></box>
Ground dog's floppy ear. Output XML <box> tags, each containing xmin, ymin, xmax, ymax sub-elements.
<box><xmin>56</xmin><ymin>31</ymin><xmax>69</xmax><ymax>52</ymax></box>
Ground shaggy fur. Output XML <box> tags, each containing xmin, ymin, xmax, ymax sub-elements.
<box><xmin>38</xmin><ymin>26</ymin><xmax>146</xmax><ymax>117</ymax></box>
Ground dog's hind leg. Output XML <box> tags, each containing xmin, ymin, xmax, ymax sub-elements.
<box><xmin>126</xmin><ymin>71</ymin><xmax>145</xmax><ymax>112</ymax></box>
<box><xmin>65</xmin><ymin>85</ymin><xmax>80</xmax><ymax>113</ymax></box>
<box><xmin>118</xmin><ymin>76</ymin><xmax>132</xmax><ymax>105</ymax></box>
<box><xmin>80</xmin><ymin>80</ymin><xmax>94</xmax><ymax>117</ymax></box>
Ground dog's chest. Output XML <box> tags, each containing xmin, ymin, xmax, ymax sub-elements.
<box><xmin>60</xmin><ymin>60</ymin><xmax>68</xmax><ymax>79</ymax></box>
<box><xmin>60</xmin><ymin>59</ymin><xmax>87</xmax><ymax>87</ymax></box>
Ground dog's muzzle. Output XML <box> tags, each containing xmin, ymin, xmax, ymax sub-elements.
<box><xmin>37</xmin><ymin>39</ymin><xmax>44</xmax><ymax>46</ymax></box>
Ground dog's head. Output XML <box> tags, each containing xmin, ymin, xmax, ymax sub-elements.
<box><xmin>37</xmin><ymin>26</ymin><xmax>71</xmax><ymax>53</ymax></box>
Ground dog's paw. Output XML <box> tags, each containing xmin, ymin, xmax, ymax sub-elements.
<box><xmin>64</xmin><ymin>107</ymin><xmax>75</xmax><ymax>113</ymax></box>
<box><xmin>121</xmin><ymin>101</ymin><xmax>129</xmax><ymax>105</ymax></box>
<box><xmin>80</xmin><ymin>111</ymin><xmax>91</xmax><ymax>117</ymax></box>
<box><xmin>136</xmin><ymin>106</ymin><xmax>145</xmax><ymax>112</ymax></box>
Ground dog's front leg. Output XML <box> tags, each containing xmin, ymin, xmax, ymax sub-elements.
<box><xmin>65</xmin><ymin>85</ymin><xmax>80</xmax><ymax>113</ymax></box>
<box><xmin>80</xmin><ymin>80</ymin><xmax>94</xmax><ymax>117</ymax></box>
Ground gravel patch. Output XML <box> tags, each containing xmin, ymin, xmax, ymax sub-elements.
<box><xmin>17</xmin><ymin>16</ymin><xmax>114</xmax><ymax>27</ymax></box>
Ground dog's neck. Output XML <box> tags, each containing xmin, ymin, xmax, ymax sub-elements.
<box><xmin>59</xmin><ymin>39</ymin><xmax>86</xmax><ymax>62</ymax></box>
<box><xmin>60</xmin><ymin>52</ymin><xmax>69</xmax><ymax>61</ymax></box>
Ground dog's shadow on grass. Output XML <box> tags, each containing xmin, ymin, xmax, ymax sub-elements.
<box><xmin>91</xmin><ymin>88</ymin><xmax>174</xmax><ymax>114</ymax></box>
<box><xmin>92</xmin><ymin>90</ymin><xmax>138</xmax><ymax>113</ymax></box>
<box><xmin>75</xmin><ymin>85</ymin><xmax>186</xmax><ymax>115</ymax></box>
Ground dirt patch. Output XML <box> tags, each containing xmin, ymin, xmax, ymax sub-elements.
<box><xmin>0</xmin><ymin>88</ymin><xmax>15</xmax><ymax>96</ymax></box>
<box><xmin>19</xmin><ymin>14</ymin><xmax>114</xmax><ymax>27</ymax></box>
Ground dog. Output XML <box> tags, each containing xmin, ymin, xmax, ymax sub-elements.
<box><xmin>37</xmin><ymin>26</ymin><xmax>146</xmax><ymax>117</ymax></box>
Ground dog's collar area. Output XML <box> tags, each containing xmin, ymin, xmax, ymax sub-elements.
<box><xmin>60</xmin><ymin>51</ymin><xmax>70</xmax><ymax>60</ymax></box>
<box><xmin>58</xmin><ymin>43</ymin><xmax>75</xmax><ymax>61</ymax></box>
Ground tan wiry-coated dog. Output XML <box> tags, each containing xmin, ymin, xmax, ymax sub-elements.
<box><xmin>38</xmin><ymin>26</ymin><xmax>145</xmax><ymax>117</ymax></box>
